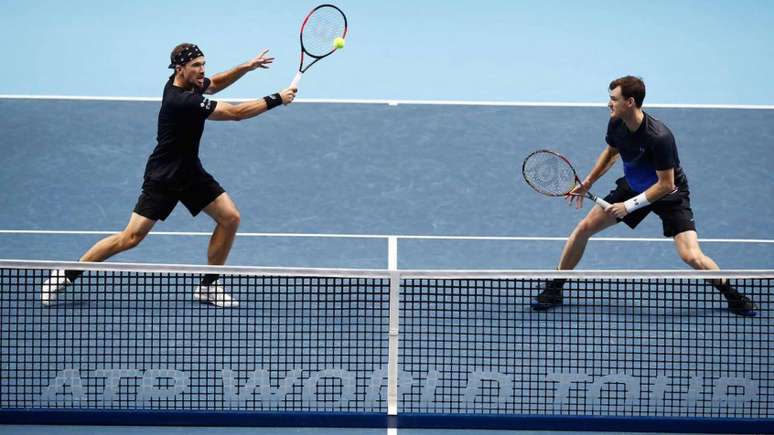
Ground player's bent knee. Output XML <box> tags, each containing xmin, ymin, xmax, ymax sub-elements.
<box><xmin>218</xmin><ymin>209</ymin><xmax>240</xmax><ymax>231</ymax></box>
<box><xmin>120</xmin><ymin>231</ymin><xmax>146</xmax><ymax>250</ymax></box>
<box><xmin>679</xmin><ymin>250</ymin><xmax>703</xmax><ymax>268</ymax></box>
<box><xmin>227</xmin><ymin>210</ymin><xmax>241</xmax><ymax>228</ymax></box>
<box><xmin>575</xmin><ymin>217</ymin><xmax>602</xmax><ymax>238</ymax></box>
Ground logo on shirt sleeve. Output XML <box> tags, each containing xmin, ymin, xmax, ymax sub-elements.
<box><xmin>200</xmin><ymin>98</ymin><xmax>212</xmax><ymax>111</ymax></box>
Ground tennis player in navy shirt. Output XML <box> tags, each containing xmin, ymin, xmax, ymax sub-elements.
<box><xmin>532</xmin><ymin>76</ymin><xmax>757</xmax><ymax>316</ymax></box>
<box><xmin>42</xmin><ymin>43</ymin><xmax>297</xmax><ymax>308</ymax></box>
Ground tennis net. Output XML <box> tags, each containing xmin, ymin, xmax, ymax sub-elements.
<box><xmin>0</xmin><ymin>260</ymin><xmax>771</xmax><ymax>430</ymax></box>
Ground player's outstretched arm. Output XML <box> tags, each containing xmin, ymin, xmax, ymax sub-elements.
<box><xmin>208</xmin><ymin>88</ymin><xmax>297</xmax><ymax>121</ymax></box>
<box><xmin>206</xmin><ymin>49</ymin><xmax>275</xmax><ymax>95</ymax></box>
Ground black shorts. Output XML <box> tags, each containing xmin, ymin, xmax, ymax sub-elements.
<box><xmin>133</xmin><ymin>174</ymin><xmax>225</xmax><ymax>221</ymax></box>
<box><xmin>604</xmin><ymin>177</ymin><xmax>696</xmax><ymax>238</ymax></box>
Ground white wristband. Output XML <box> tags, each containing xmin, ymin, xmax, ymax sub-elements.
<box><xmin>624</xmin><ymin>192</ymin><xmax>650</xmax><ymax>213</ymax></box>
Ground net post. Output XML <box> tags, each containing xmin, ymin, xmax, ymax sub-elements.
<box><xmin>387</xmin><ymin>236</ymin><xmax>399</xmax><ymax>416</ymax></box>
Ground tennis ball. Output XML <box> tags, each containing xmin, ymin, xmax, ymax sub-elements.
<box><xmin>333</xmin><ymin>37</ymin><xmax>345</xmax><ymax>49</ymax></box>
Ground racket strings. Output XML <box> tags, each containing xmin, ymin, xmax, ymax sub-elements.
<box><xmin>523</xmin><ymin>152</ymin><xmax>577</xmax><ymax>196</ymax></box>
<box><xmin>302</xmin><ymin>7</ymin><xmax>346</xmax><ymax>57</ymax></box>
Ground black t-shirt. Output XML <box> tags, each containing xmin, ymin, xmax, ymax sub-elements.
<box><xmin>143</xmin><ymin>77</ymin><xmax>218</xmax><ymax>187</ymax></box>
<box><xmin>605</xmin><ymin>112</ymin><xmax>687</xmax><ymax>193</ymax></box>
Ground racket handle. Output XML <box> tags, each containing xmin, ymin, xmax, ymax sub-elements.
<box><xmin>588</xmin><ymin>193</ymin><xmax>612</xmax><ymax>209</ymax></box>
<box><xmin>290</xmin><ymin>71</ymin><xmax>302</xmax><ymax>89</ymax></box>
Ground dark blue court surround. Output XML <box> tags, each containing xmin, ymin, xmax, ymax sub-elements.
<box><xmin>1</xmin><ymin>410</ymin><xmax>772</xmax><ymax>433</ymax></box>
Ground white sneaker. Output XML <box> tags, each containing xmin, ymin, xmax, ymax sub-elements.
<box><xmin>41</xmin><ymin>269</ymin><xmax>71</xmax><ymax>306</ymax></box>
<box><xmin>194</xmin><ymin>283</ymin><xmax>239</xmax><ymax>308</ymax></box>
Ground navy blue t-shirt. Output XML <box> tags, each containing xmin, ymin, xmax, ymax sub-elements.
<box><xmin>605</xmin><ymin>112</ymin><xmax>687</xmax><ymax>193</ymax></box>
<box><xmin>143</xmin><ymin>77</ymin><xmax>218</xmax><ymax>187</ymax></box>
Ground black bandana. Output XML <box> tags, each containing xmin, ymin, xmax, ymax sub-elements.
<box><xmin>168</xmin><ymin>44</ymin><xmax>204</xmax><ymax>68</ymax></box>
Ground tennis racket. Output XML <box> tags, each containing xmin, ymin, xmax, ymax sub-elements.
<box><xmin>290</xmin><ymin>4</ymin><xmax>348</xmax><ymax>89</ymax></box>
<box><xmin>522</xmin><ymin>149</ymin><xmax>611</xmax><ymax>209</ymax></box>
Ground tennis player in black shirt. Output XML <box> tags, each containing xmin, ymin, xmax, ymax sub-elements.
<box><xmin>42</xmin><ymin>43</ymin><xmax>297</xmax><ymax>307</ymax></box>
<box><xmin>532</xmin><ymin>76</ymin><xmax>757</xmax><ymax>317</ymax></box>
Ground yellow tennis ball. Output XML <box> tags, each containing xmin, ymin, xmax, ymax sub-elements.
<box><xmin>333</xmin><ymin>37</ymin><xmax>345</xmax><ymax>49</ymax></box>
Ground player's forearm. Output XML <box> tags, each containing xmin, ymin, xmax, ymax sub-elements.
<box><xmin>583</xmin><ymin>147</ymin><xmax>618</xmax><ymax>186</ymax></box>
<box><xmin>642</xmin><ymin>175</ymin><xmax>676</xmax><ymax>202</ymax></box>
<box><xmin>211</xmin><ymin>93</ymin><xmax>286</xmax><ymax>121</ymax></box>
<box><xmin>236</xmin><ymin>100</ymin><xmax>270</xmax><ymax>120</ymax></box>
<box><xmin>642</xmin><ymin>185</ymin><xmax>670</xmax><ymax>203</ymax></box>
<box><xmin>620</xmin><ymin>170</ymin><xmax>675</xmax><ymax>214</ymax></box>
<box><xmin>208</xmin><ymin>100</ymin><xmax>268</xmax><ymax>121</ymax></box>
<box><xmin>209</xmin><ymin>91</ymin><xmax>291</xmax><ymax>121</ymax></box>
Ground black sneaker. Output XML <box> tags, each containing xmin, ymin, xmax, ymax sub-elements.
<box><xmin>718</xmin><ymin>283</ymin><xmax>758</xmax><ymax>317</ymax></box>
<box><xmin>531</xmin><ymin>279</ymin><xmax>566</xmax><ymax>311</ymax></box>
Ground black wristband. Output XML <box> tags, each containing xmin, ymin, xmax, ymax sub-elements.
<box><xmin>263</xmin><ymin>93</ymin><xmax>282</xmax><ymax>110</ymax></box>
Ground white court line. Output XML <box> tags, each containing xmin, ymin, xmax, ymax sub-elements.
<box><xmin>388</xmin><ymin>237</ymin><xmax>398</xmax><ymax>270</ymax></box>
<box><xmin>1</xmin><ymin>94</ymin><xmax>774</xmax><ymax>109</ymax></box>
<box><xmin>0</xmin><ymin>229</ymin><xmax>772</xmax><ymax>244</ymax></box>
<box><xmin>0</xmin><ymin>95</ymin><xmax>160</xmax><ymax>102</ymax></box>
<box><xmin>387</xmin><ymin>428</ymin><xmax>397</xmax><ymax>435</ymax></box>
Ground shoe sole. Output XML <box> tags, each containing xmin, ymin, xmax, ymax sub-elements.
<box><xmin>729</xmin><ymin>309</ymin><xmax>757</xmax><ymax>317</ymax></box>
<box><xmin>208</xmin><ymin>301</ymin><xmax>239</xmax><ymax>308</ymax></box>
<box><xmin>531</xmin><ymin>300</ymin><xmax>562</xmax><ymax>311</ymax></box>
<box><xmin>196</xmin><ymin>297</ymin><xmax>239</xmax><ymax>308</ymax></box>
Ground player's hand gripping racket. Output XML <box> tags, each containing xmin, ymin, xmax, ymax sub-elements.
<box><xmin>522</xmin><ymin>149</ymin><xmax>611</xmax><ymax>209</ymax></box>
<box><xmin>290</xmin><ymin>4</ymin><xmax>348</xmax><ymax>89</ymax></box>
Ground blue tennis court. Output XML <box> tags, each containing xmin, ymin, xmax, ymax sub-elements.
<box><xmin>2</xmin><ymin>99</ymin><xmax>772</xmax><ymax>268</ymax></box>
<box><xmin>1</xmin><ymin>98</ymin><xmax>772</xmax><ymax>435</ymax></box>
